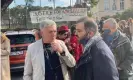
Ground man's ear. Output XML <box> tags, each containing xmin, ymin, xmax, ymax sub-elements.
<box><xmin>88</xmin><ymin>31</ymin><xmax>94</xmax><ymax>38</ymax></box>
<box><xmin>40</xmin><ymin>30</ymin><xmax>43</xmax><ymax>37</ymax></box>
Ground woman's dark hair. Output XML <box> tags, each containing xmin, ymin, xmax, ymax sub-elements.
<box><xmin>32</xmin><ymin>29</ymin><xmax>41</xmax><ymax>39</ymax></box>
<box><xmin>58</xmin><ymin>30</ymin><xmax>70</xmax><ymax>39</ymax></box>
<box><xmin>37</xmin><ymin>31</ymin><xmax>41</xmax><ymax>39</ymax></box>
<box><xmin>58</xmin><ymin>30</ymin><xmax>68</xmax><ymax>35</ymax></box>
<box><xmin>71</xmin><ymin>26</ymin><xmax>76</xmax><ymax>35</ymax></box>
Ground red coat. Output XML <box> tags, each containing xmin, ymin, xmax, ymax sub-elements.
<box><xmin>70</xmin><ymin>34</ymin><xmax>83</xmax><ymax>62</ymax></box>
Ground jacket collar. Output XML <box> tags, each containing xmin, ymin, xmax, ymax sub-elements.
<box><xmin>76</xmin><ymin>36</ymin><xmax>102</xmax><ymax>68</ymax></box>
<box><xmin>111</xmin><ymin>30</ymin><xmax>129</xmax><ymax>48</ymax></box>
<box><xmin>83</xmin><ymin>35</ymin><xmax>102</xmax><ymax>53</ymax></box>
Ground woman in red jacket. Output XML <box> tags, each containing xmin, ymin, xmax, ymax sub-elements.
<box><xmin>57</xmin><ymin>25</ymin><xmax>73</xmax><ymax>52</ymax></box>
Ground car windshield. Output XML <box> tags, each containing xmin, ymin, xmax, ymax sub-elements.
<box><xmin>7</xmin><ymin>34</ymin><xmax>35</xmax><ymax>45</ymax></box>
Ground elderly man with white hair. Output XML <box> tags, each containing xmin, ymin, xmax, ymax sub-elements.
<box><xmin>102</xmin><ymin>18</ymin><xmax>133</xmax><ymax>80</ymax></box>
<box><xmin>23</xmin><ymin>20</ymin><xmax>76</xmax><ymax>80</ymax></box>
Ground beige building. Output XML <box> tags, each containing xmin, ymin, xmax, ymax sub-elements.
<box><xmin>92</xmin><ymin>0</ymin><xmax>133</xmax><ymax>18</ymax></box>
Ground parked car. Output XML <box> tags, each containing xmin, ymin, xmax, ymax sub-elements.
<box><xmin>5</xmin><ymin>30</ymin><xmax>35</xmax><ymax>72</ymax></box>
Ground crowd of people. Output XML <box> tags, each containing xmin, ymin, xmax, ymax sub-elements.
<box><xmin>1</xmin><ymin>17</ymin><xmax>133</xmax><ymax>80</ymax></box>
<box><xmin>98</xmin><ymin>17</ymin><xmax>133</xmax><ymax>41</ymax></box>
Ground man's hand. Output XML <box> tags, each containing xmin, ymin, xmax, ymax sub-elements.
<box><xmin>51</xmin><ymin>41</ymin><xmax>63</xmax><ymax>54</ymax></box>
<box><xmin>64</xmin><ymin>38</ymin><xmax>70</xmax><ymax>43</ymax></box>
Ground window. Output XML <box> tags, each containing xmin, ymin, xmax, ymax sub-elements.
<box><xmin>112</xmin><ymin>3</ymin><xmax>117</xmax><ymax>10</ymax></box>
<box><xmin>112</xmin><ymin>0</ymin><xmax>117</xmax><ymax>10</ymax></box>
<box><xmin>120</xmin><ymin>0</ymin><xmax>124</xmax><ymax>10</ymax></box>
<box><xmin>104</xmin><ymin>0</ymin><xmax>110</xmax><ymax>10</ymax></box>
<box><xmin>131</xmin><ymin>0</ymin><xmax>133</xmax><ymax>7</ymax></box>
<box><xmin>7</xmin><ymin>34</ymin><xmax>35</xmax><ymax>45</ymax></box>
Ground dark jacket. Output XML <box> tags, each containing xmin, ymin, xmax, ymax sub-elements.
<box><xmin>103</xmin><ymin>31</ymin><xmax>133</xmax><ymax>79</ymax></box>
<box><xmin>99</xmin><ymin>20</ymin><xmax>104</xmax><ymax>32</ymax></box>
<box><xmin>74</xmin><ymin>36</ymin><xmax>119</xmax><ymax>80</ymax></box>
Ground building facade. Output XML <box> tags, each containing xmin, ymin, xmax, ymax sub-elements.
<box><xmin>93</xmin><ymin>0</ymin><xmax>133</xmax><ymax>18</ymax></box>
<box><xmin>75</xmin><ymin>0</ymin><xmax>133</xmax><ymax>18</ymax></box>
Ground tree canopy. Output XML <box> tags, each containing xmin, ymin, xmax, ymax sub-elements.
<box><xmin>1</xmin><ymin>0</ymin><xmax>99</xmax><ymax>29</ymax></box>
<box><xmin>104</xmin><ymin>8</ymin><xmax>133</xmax><ymax>20</ymax></box>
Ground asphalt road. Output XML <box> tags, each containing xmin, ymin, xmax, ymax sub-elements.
<box><xmin>11</xmin><ymin>37</ymin><xmax>133</xmax><ymax>80</ymax></box>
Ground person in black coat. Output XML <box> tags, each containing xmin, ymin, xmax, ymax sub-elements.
<box><xmin>99</xmin><ymin>17</ymin><xmax>105</xmax><ymax>33</ymax></box>
<box><xmin>74</xmin><ymin>17</ymin><xmax>119</xmax><ymax>80</ymax></box>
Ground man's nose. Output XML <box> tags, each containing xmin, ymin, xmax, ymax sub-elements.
<box><xmin>52</xmin><ymin>32</ymin><xmax>56</xmax><ymax>35</ymax></box>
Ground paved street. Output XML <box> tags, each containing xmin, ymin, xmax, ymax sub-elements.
<box><xmin>11</xmin><ymin>37</ymin><xmax>133</xmax><ymax>80</ymax></box>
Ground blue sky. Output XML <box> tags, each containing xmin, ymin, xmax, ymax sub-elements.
<box><xmin>9</xmin><ymin>0</ymin><xmax>76</xmax><ymax>8</ymax></box>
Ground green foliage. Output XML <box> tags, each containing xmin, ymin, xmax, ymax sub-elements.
<box><xmin>2</xmin><ymin>0</ymin><xmax>100</xmax><ymax>29</ymax></box>
<box><xmin>74</xmin><ymin>0</ymin><xmax>99</xmax><ymax>8</ymax></box>
<box><xmin>103</xmin><ymin>8</ymin><xmax>133</xmax><ymax>20</ymax></box>
<box><xmin>120</xmin><ymin>8</ymin><xmax>133</xmax><ymax>20</ymax></box>
<box><xmin>90</xmin><ymin>0</ymin><xmax>99</xmax><ymax>7</ymax></box>
<box><xmin>28</xmin><ymin>6</ymin><xmax>42</xmax><ymax>11</ymax></box>
<box><xmin>2</xmin><ymin>5</ymin><xmax>71</xmax><ymax>29</ymax></box>
<box><xmin>112</xmin><ymin>12</ymin><xmax>121</xmax><ymax>19</ymax></box>
<box><xmin>25</xmin><ymin>0</ymin><xmax>34</xmax><ymax>6</ymax></box>
<box><xmin>87</xmin><ymin>11</ymin><xmax>93</xmax><ymax>17</ymax></box>
<box><xmin>104</xmin><ymin>15</ymin><xmax>111</xmax><ymax>19</ymax></box>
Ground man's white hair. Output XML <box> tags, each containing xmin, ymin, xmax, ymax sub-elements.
<box><xmin>104</xmin><ymin>18</ymin><xmax>118</xmax><ymax>29</ymax></box>
<box><xmin>39</xmin><ymin>20</ymin><xmax>56</xmax><ymax>30</ymax></box>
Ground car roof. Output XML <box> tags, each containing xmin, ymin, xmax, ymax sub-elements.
<box><xmin>5</xmin><ymin>30</ymin><xmax>34</xmax><ymax>35</ymax></box>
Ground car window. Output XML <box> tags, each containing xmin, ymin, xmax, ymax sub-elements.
<box><xmin>7</xmin><ymin>34</ymin><xmax>35</xmax><ymax>45</ymax></box>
